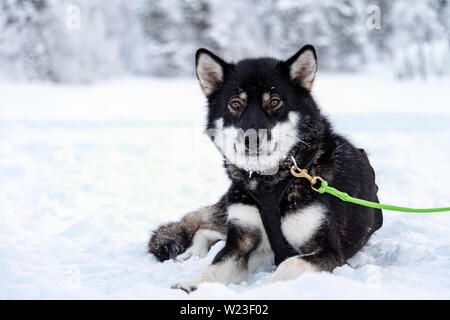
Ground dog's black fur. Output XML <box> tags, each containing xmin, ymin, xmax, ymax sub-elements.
<box><xmin>148</xmin><ymin>45</ymin><xmax>382</xmax><ymax>291</ymax></box>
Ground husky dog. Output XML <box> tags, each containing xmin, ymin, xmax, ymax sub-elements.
<box><xmin>148</xmin><ymin>45</ymin><xmax>383</xmax><ymax>292</ymax></box>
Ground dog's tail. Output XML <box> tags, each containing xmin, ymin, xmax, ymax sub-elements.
<box><xmin>148</xmin><ymin>198</ymin><xmax>226</xmax><ymax>261</ymax></box>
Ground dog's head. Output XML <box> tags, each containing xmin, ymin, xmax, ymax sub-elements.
<box><xmin>196</xmin><ymin>45</ymin><xmax>320</xmax><ymax>174</ymax></box>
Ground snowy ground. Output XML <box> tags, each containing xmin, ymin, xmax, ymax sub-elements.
<box><xmin>1</xmin><ymin>71</ymin><xmax>450</xmax><ymax>299</ymax></box>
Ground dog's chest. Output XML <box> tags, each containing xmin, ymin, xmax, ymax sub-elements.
<box><xmin>229</xmin><ymin>200</ymin><xmax>326</xmax><ymax>253</ymax></box>
<box><xmin>279</xmin><ymin>179</ymin><xmax>328</xmax><ymax>249</ymax></box>
<box><xmin>280</xmin><ymin>202</ymin><xmax>327</xmax><ymax>249</ymax></box>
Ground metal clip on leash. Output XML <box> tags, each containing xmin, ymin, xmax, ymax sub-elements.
<box><xmin>290</xmin><ymin>155</ymin><xmax>324</xmax><ymax>192</ymax></box>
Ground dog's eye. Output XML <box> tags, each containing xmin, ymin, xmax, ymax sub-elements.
<box><xmin>268</xmin><ymin>98</ymin><xmax>282</xmax><ymax>110</ymax></box>
<box><xmin>228</xmin><ymin>100</ymin><xmax>243</xmax><ymax>111</ymax></box>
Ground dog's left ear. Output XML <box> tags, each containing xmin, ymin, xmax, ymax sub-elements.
<box><xmin>283</xmin><ymin>45</ymin><xmax>317</xmax><ymax>91</ymax></box>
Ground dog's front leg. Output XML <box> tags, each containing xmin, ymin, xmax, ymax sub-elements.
<box><xmin>172</xmin><ymin>204</ymin><xmax>273</xmax><ymax>293</ymax></box>
<box><xmin>265</xmin><ymin>248</ymin><xmax>345</xmax><ymax>284</ymax></box>
<box><xmin>265</xmin><ymin>256</ymin><xmax>317</xmax><ymax>283</ymax></box>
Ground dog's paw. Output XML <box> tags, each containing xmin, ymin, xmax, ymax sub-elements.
<box><xmin>171</xmin><ymin>280</ymin><xmax>199</xmax><ymax>293</ymax></box>
<box><xmin>176</xmin><ymin>245</ymin><xmax>208</xmax><ymax>262</ymax></box>
<box><xmin>263</xmin><ymin>257</ymin><xmax>317</xmax><ymax>285</ymax></box>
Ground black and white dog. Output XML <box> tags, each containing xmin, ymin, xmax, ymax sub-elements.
<box><xmin>148</xmin><ymin>45</ymin><xmax>383</xmax><ymax>292</ymax></box>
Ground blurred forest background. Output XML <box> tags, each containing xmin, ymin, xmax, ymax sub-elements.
<box><xmin>0</xmin><ymin>0</ymin><xmax>449</xmax><ymax>83</ymax></box>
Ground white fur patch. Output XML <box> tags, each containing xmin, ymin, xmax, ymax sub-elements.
<box><xmin>227</xmin><ymin>204</ymin><xmax>262</xmax><ymax>228</ymax></box>
<box><xmin>197</xmin><ymin>53</ymin><xmax>223</xmax><ymax>96</ymax></box>
<box><xmin>281</xmin><ymin>202</ymin><xmax>326</xmax><ymax>248</ymax></box>
<box><xmin>215</xmin><ymin>117</ymin><xmax>224</xmax><ymax>130</ymax></box>
<box><xmin>177</xmin><ymin>229</ymin><xmax>225</xmax><ymax>261</ymax></box>
<box><xmin>266</xmin><ymin>256</ymin><xmax>316</xmax><ymax>283</ymax></box>
<box><xmin>208</xmin><ymin>111</ymin><xmax>300</xmax><ymax>173</ymax></box>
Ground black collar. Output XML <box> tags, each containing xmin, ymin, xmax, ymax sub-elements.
<box><xmin>243</xmin><ymin>147</ymin><xmax>319</xmax><ymax>265</ymax></box>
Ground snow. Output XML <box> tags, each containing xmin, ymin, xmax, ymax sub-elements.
<box><xmin>1</xmin><ymin>72</ymin><xmax>450</xmax><ymax>299</ymax></box>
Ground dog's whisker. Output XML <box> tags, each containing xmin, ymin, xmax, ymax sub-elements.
<box><xmin>297</xmin><ymin>139</ymin><xmax>311</xmax><ymax>147</ymax></box>
<box><xmin>285</xmin><ymin>134</ymin><xmax>311</xmax><ymax>148</ymax></box>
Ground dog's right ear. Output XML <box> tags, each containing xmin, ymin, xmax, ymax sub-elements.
<box><xmin>195</xmin><ymin>48</ymin><xmax>228</xmax><ymax>97</ymax></box>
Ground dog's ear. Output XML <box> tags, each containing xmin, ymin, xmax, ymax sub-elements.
<box><xmin>195</xmin><ymin>48</ymin><xmax>228</xmax><ymax>96</ymax></box>
<box><xmin>283</xmin><ymin>45</ymin><xmax>317</xmax><ymax>91</ymax></box>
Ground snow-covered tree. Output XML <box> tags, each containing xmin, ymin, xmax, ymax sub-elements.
<box><xmin>390</xmin><ymin>0</ymin><xmax>449</xmax><ymax>79</ymax></box>
<box><xmin>0</xmin><ymin>0</ymin><xmax>448</xmax><ymax>82</ymax></box>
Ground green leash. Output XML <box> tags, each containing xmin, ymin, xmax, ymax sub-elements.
<box><xmin>318</xmin><ymin>180</ymin><xmax>450</xmax><ymax>213</ymax></box>
<box><xmin>290</xmin><ymin>166</ymin><xmax>450</xmax><ymax>213</ymax></box>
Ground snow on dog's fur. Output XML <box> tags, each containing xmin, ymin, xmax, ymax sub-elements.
<box><xmin>148</xmin><ymin>45</ymin><xmax>383</xmax><ymax>293</ymax></box>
